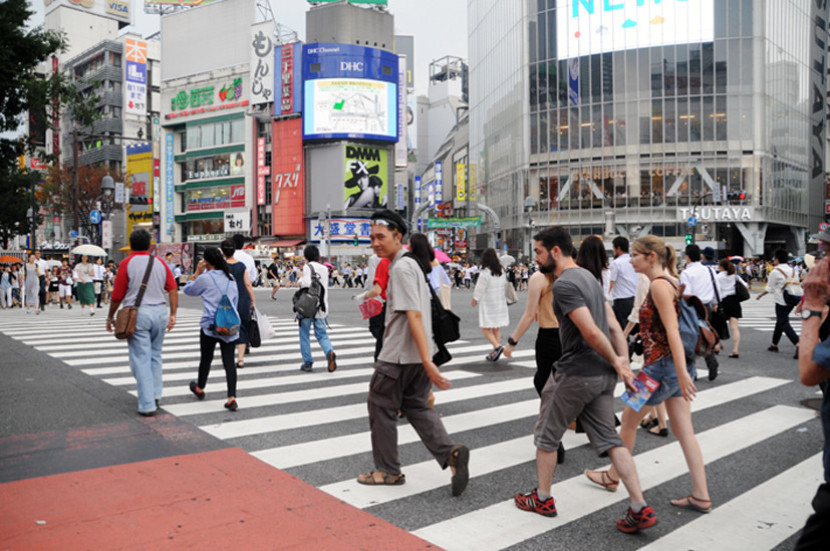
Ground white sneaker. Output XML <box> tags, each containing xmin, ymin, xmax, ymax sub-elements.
<box><xmin>90</xmin><ymin>309</ymin><xmax>95</xmax><ymax>316</ymax></box>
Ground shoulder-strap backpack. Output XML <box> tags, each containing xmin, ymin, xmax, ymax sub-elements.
<box><xmin>292</xmin><ymin>265</ymin><xmax>326</xmax><ymax>318</ymax></box>
<box><xmin>209</xmin><ymin>273</ymin><xmax>240</xmax><ymax>336</ymax></box>
<box><xmin>655</xmin><ymin>277</ymin><xmax>719</xmax><ymax>360</ymax></box>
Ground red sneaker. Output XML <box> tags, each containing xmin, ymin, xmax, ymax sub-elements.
<box><xmin>617</xmin><ymin>505</ymin><xmax>657</xmax><ymax>533</ymax></box>
<box><xmin>514</xmin><ymin>489</ymin><xmax>557</xmax><ymax>517</ymax></box>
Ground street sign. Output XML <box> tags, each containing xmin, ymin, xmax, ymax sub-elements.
<box><xmin>687</xmin><ymin>216</ymin><xmax>698</xmax><ymax>227</ymax></box>
<box><xmin>101</xmin><ymin>220</ymin><xmax>112</xmax><ymax>249</ymax></box>
<box><xmin>90</xmin><ymin>210</ymin><xmax>102</xmax><ymax>224</ymax></box>
<box><xmin>70</xmin><ymin>230</ymin><xmax>78</xmax><ymax>238</ymax></box>
<box><xmin>820</xmin><ymin>222</ymin><xmax>829</xmax><ymax>232</ymax></box>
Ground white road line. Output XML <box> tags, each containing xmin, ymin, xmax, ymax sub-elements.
<box><xmin>409</xmin><ymin>405</ymin><xmax>815</xmax><ymax>550</ymax></box>
<box><xmin>639</xmin><ymin>454</ymin><xmax>822</xmax><ymax>551</ymax></box>
<box><xmin>161</xmin><ymin>370</ymin><xmax>482</xmax><ymax>416</ymax></box>
<box><xmin>201</xmin><ymin>377</ymin><xmax>535</xmax><ymax>439</ymax></box>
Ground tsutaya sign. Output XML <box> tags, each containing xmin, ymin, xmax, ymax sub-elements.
<box><xmin>678</xmin><ymin>206</ymin><xmax>754</xmax><ymax>222</ymax></box>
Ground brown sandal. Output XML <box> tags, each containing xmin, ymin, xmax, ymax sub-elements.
<box><xmin>670</xmin><ymin>495</ymin><xmax>712</xmax><ymax>513</ymax></box>
<box><xmin>585</xmin><ymin>469</ymin><xmax>619</xmax><ymax>492</ymax></box>
<box><xmin>356</xmin><ymin>471</ymin><xmax>406</xmax><ymax>486</ymax></box>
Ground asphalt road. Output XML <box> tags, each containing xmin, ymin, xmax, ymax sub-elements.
<box><xmin>0</xmin><ymin>282</ymin><xmax>822</xmax><ymax>550</ymax></box>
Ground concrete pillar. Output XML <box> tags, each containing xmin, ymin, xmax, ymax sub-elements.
<box><xmin>735</xmin><ymin>222</ymin><xmax>767</xmax><ymax>257</ymax></box>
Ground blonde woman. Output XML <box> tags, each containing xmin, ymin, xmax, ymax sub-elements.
<box><xmin>586</xmin><ymin>235</ymin><xmax>711</xmax><ymax>514</ymax></box>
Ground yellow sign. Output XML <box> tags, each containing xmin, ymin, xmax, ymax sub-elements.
<box><xmin>469</xmin><ymin>164</ymin><xmax>477</xmax><ymax>201</ymax></box>
<box><xmin>456</xmin><ymin>163</ymin><xmax>466</xmax><ymax>202</ymax></box>
<box><xmin>126</xmin><ymin>148</ymin><xmax>153</xmax><ymax>236</ymax></box>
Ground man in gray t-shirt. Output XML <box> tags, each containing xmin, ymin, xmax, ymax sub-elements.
<box><xmin>513</xmin><ymin>226</ymin><xmax>658</xmax><ymax>535</ymax></box>
<box><xmin>356</xmin><ymin>210</ymin><xmax>470</xmax><ymax>497</ymax></box>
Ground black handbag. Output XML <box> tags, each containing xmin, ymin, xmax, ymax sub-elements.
<box><xmin>708</xmin><ymin>268</ymin><xmax>730</xmax><ymax>341</ymax></box>
<box><xmin>734</xmin><ymin>279</ymin><xmax>750</xmax><ymax>302</ymax></box>
<box><xmin>248</xmin><ymin>310</ymin><xmax>261</xmax><ymax>348</ymax></box>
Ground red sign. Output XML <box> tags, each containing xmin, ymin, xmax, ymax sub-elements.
<box><xmin>826</xmin><ymin>200</ymin><xmax>830</xmax><ymax>215</ymax></box>
<box><xmin>30</xmin><ymin>158</ymin><xmax>48</xmax><ymax>170</ymax></box>
<box><xmin>231</xmin><ymin>184</ymin><xmax>245</xmax><ymax>208</ymax></box>
<box><xmin>271</xmin><ymin>118</ymin><xmax>304</xmax><ymax>235</ymax></box>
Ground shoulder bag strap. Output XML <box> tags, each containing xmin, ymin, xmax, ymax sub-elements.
<box><xmin>133</xmin><ymin>255</ymin><xmax>155</xmax><ymax>308</ymax></box>
<box><xmin>774</xmin><ymin>267</ymin><xmax>790</xmax><ymax>288</ymax></box>
<box><xmin>707</xmin><ymin>266</ymin><xmax>721</xmax><ymax>303</ymax></box>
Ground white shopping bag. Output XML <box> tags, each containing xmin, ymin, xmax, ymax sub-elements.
<box><xmin>254</xmin><ymin>307</ymin><xmax>275</xmax><ymax>340</ymax></box>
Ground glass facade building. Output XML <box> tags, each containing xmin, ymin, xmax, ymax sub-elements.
<box><xmin>468</xmin><ymin>0</ymin><xmax>828</xmax><ymax>257</ymax></box>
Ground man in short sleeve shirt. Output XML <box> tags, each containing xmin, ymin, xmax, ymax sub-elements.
<box><xmin>358</xmin><ymin>210</ymin><xmax>469</xmax><ymax>497</ymax></box>
<box><xmin>794</xmin><ymin>232</ymin><xmax>830</xmax><ymax>550</ymax></box>
<box><xmin>513</xmin><ymin>226</ymin><xmax>656</xmax><ymax>534</ymax></box>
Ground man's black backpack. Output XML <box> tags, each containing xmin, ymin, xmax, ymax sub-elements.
<box><xmin>292</xmin><ymin>266</ymin><xmax>326</xmax><ymax>318</ymax></box>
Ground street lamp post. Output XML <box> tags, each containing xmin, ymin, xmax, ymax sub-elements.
<box><xmin>524</xmin><ymin>195</ymin><xmax>536</xmax><ymax>262</ymax></box>
<box><xmin>99</xmin><ymin>174</ymin><xmax>115</xmax><ymax>249</ymax></box>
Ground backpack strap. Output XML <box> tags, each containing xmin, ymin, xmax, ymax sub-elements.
<box><xmin>133</xmin><ymin>255</ymin><xmax>156</xmax><ymax>309</ymax></box>
<box><xmin>707</xmin><ymin>266</ymin><xmax>721</xmax><ymax>303</ymax></box>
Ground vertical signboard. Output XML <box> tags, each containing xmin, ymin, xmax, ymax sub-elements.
<box><xmin>435</xmin><ymin>161</ymin><xmax>443</xmax><ymax>204</ymax></box>
<box><xmin>274</xmin><ymin>42</ymin><xmax>302</xmax><ymax>116</ymax></box>
<box><xmin>469</xmin><ymin>163</ymin><xmax>477</xmax><ymax>201</ymax></box>
<box><xmin>414</xmin><ymin>176</ymin><xmax>421</xmax><ymax>207</ymax></box>
<box><xmin>126</xmin><ymin>143</ymin><xmax>153</xmax><ymax>237</ymax></box>
<box><xmin>343</xmin><ymin>144</ymin><xmax>388</xmax><ymax>210</ymax></box>
<box><xmin>271</xmin><ymin>118</ymin><xmax>305</xmax><ymax>235</ymax></box>
<box><xmin>395</xmin><ymin>55</ymin><xmax>407</xmax><ymax>168</ymax></box>
<box><xmin>165</xmin><ymin>133</ymin><xmax>174</xmax><ymax>236</ymax></box>
<box><xmin>124</xmin><ymin>39</ymin><xmax>147</xmax><ymax>115</ymax></box>
<box><xmin>568</xmin><ymin>58</ymin><xmax>579</xmax><ymax>106</ymax></box>
<box><xmin>250</xmin><ymin>23</ymin><xmax>274</xmax><ymax>105</ymax></box>
<box><xmin>427</xmin><ymin>179</ymin><xmax>435</xmax><ymax>208</ymax></box>
<box><xmin>456</xmin><ymin>163</ymin><xmax>466</xmax><ymax>202</ymax></box>
<box><xmin>257</xmin><ymin>137</ymin><xmax>268</xmax><ymax>206</ymax></box>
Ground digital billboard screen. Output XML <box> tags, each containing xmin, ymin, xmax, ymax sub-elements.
<box><xmin>556</xmin><ymin>0</ymin><xmax>714</xmax><ymax>59</ymax></box>
<box><xmin>304</xmin><ymin>78</ymin><xmax>396</xmax><ymax>141</ymax></box>
<box><xmin>302</xmin><ymin>43</ymin><xmax>399</xmax><ymax>142</ymax></box>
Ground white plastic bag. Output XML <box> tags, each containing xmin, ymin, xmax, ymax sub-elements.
<box><xmin>254</xmin><ymin>307</ymin><xmax>275</xmax><ymax>340</ymax></box>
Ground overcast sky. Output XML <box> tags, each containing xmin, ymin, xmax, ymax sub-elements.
<box><xmin>26</xmin><ymin>0</ymin><xmax>468</xmax><ymax>96</ymax></box>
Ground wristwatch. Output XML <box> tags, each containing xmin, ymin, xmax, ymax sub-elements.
<box><xmin>801</xmin><ymin>309</ymin><xmax>823</xmax><ymax>320</ymax></box>
<box><xmin>507</xmin><ymin>337</ymin><xmax>518</xmax><ymax>346</ymax></box>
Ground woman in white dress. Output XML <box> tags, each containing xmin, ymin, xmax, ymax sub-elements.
<box><xmin>473</xmin><ymin>248</ymin><xmax>509</xmax><ymax>361</ymax></box>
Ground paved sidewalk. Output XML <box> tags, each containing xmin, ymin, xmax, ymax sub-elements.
<box><xmin>0</xmin><ymin>331</ymin><xmax>433</xmax><ymax>550</ymax></box>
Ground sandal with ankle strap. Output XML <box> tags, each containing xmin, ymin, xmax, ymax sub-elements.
<box><xmin>670</xmin><ymin>495</ymin><xmax>712</xmax><ymax>513</ymax></box>
<box><xmin>584</xmin><ymin>469</ymin><xmax>619</xmax><ymax>492</ymax></box>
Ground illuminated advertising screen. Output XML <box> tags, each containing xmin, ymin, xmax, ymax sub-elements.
<box><xmin>302</xmin><ymin>43</ymin><xmax>398</xmax><ymax>142</ymax></box>
<box><xmin>556</xmin><ymin>0</ymin><xmax>714</xmax><ymax>59</ymax></box>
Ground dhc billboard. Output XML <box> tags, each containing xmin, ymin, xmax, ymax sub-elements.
<box><xmin>302</xmin><ymin>43</ymin><xmax>399</xmax><ymax>142</ymax></box>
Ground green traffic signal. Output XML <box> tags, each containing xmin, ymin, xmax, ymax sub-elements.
<box><xmin>685</xmin><ymin>234</ymin><xmax>693</xmax><ymax>245</ymax></box>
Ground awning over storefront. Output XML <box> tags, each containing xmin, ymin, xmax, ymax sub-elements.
<box><xmin>259</xmin><ymin>239</ymin><xmax>305</xmax><ymax>248</ymax></box>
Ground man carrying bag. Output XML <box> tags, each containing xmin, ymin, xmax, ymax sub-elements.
<box><xmin>106</xmin><ymin>230</ymin><xmax>178</xmax><ymax>416</ymax></box>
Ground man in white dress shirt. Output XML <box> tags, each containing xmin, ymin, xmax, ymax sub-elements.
<box><xmin>609</xmin><ymin>237</ymin><xmax>638</xmax><ymax>331</ymax></box>
<box><xmin>680</xmin><ymin>244</ymin><xmax>719</xmax><ymax>380</ymax></box>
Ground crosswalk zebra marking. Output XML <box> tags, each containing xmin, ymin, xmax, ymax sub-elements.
<box><xmin>638</xmin><ymin>454</ymin><xmax>821</xmax><ymax>551</ymax></box>
<box><xmin>409</xmin><ymin>405</ymin><xmax>815</xmax><ymax>550</ymax></box>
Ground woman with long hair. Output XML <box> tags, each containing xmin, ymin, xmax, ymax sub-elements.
<box><xmin>183</xmin><ymin>247</ymin><xmax>241</xmax><ymax>411</ymax></box>
<box><xmin>576</xmin><ymin>235</ymin><xmax>609</xmax><ymax>289</ymax></box>
<box><xmin>585</xmin><ymin>236</ymin><xmax>711</xmax><ymax>514</ymax></box>
<box><xmin>717</xmin><ymin>258</ymin><xmax>746</xmax><ymax>358</ymax></box>
<box><xmin>220</xmin><ymin>238</ymin><xmax>255</xmax><ymax>368</ymax></box>
<box><xmin>473</xmin><ymin>248</ymin><xmax>509</xmax><ymax>361</ymax></box>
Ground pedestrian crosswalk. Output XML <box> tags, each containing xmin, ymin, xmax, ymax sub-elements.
<box><xmin>0</xmin><ymin>303</ymin><xmax>822</xmax><ymax>550</ymax></box>
<box><xmin>738</xmin><ymin>293</ymin><xmax>802</xmax><ymax>334</ymax></box>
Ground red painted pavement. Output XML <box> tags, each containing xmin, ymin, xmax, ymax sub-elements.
<box><xmin>0</xmin><ymin>447</ymin><xmax>439</xmax><ymax>550</ymax></box>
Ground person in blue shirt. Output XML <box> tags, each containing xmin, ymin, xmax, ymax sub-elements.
<box><xmin>795</xmin><ymin>234</ymin><xmax>830</xmax><ymax>550</ymax></box>
<box><xmin>183</xmin><ymin>247</ymin><xmax>240</xmax><ymax>411</ymax></box>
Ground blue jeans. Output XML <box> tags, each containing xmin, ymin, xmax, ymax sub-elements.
<box><xmin>128</xmin><ymin>304</ymin><xmax>168</xmax><ymax>413</ymax></box>
<box><xmin>298</xmin><ymin>315</ymin><xmax>333</xmax><ymax>366</ymax></box>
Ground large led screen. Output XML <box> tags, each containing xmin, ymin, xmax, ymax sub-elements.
<box><xmin>303</xmin><ymin>78</ymin><xmax>397</xmax><ymax>141</ymax></box>
<box><xmin>556</xmin><ymin>0</ymin><xmax>714</xmax><ymax>59</ymax></box>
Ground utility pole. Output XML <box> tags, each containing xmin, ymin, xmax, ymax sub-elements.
<box><xmin>72</xmin><ymin>127</ymin><xmax>80</xmax><ymax>243</ymax></box>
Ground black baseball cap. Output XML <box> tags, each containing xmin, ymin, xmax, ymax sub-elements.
<box><xmin>370</xmin><ymin>209</ymin><xmax>408</xmax><ymax>237</ymax></box>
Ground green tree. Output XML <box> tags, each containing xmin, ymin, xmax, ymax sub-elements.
<box><xmin>0</xmin><ymin>0</ymin><xmax>64</xmax><ymax>248</ymax></box>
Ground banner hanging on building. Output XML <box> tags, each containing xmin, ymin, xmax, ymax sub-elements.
<box><xmin>126</xmin><ymin>143</ymin><xmax>153</xmax><ymax>237</ymax></box>
<box><xmin>250</xmin><ymin>23</ymin><xmax>274</xmax><ymax>105</ymax></box>
<box><xmin>456</xmin><ymin>163</ymin><xmax>466</xmax><ymax>202</ymax></box>
<box><xmin>343</xmin><ymin>144</ymin><xmax>388</xmax><ymax>210</ymax></box>
<box><xmin>272</xmin><ymin>118</ymin><xmax>305</xmax><ymax>235</ymax></box>
<box><xmin>125</xmin><ymin>39</ymin><xmax>147</xmax><ymax>116</ymax></box>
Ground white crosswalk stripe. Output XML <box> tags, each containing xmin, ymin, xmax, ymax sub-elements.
<box><xmin>738</xmin><ymin>293</ymin><xmax>802</xmax><ymax>333</ymax></box>
<box><xmin>0</xmin><ymin>304</ymin><xmax>821</xmax><ymax>550</ymax></box>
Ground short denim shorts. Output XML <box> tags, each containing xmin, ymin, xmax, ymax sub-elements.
<box><xmin>643</xmin><ymin>355</ymin><xmax>694</xmax><ymax>406</ymax></box>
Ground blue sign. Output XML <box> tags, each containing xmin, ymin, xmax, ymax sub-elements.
<box><xmin>302</xmin><ymin>43</ymin><xmax>399</xmax><ymax>83</ymax></box>
<box><xmin>568</xmin><ymin>58</ymin><xmax>579</xmax><ymax>106</ymax></box>
<box><xmin>70</xmin><ymin>230</ymin><xmax>79</xmax><ymax>238</ymax></box>
<box><xmin>434</xmin><ymin>161</ymin><xmax>443</xmax><ymax>206</ymax></box>
<box><xmin>90</xmin><ymin>210</ymin><xmax>102</xmax><ymax>224</ymax></box>
<box><xmin>688</xmin><ymin>216</ymin><xmax>698</xmax><ymax>227</ymax></box>
<box><xmin>165</xmin><ymin>133</ymin><xmax>175</xmax><ymax>235</ymax></box>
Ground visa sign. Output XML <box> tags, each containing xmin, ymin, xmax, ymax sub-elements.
<box><xmin>106</xmin><ymin>0</ymin><xmax>130</xmax><ymax>19</ymax></box>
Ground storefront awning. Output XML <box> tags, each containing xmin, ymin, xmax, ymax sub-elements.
<box><xmin>260</xmin><ymin>239</ymin><xmax>305</xmax><ymax>248</ymax></box>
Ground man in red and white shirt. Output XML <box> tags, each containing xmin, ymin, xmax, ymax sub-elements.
<box><xmin>105</xmin><ymin>230</ymin><xmax>178</xmax><ymax>416</ymax></box>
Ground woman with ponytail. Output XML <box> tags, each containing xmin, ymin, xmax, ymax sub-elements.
<box><xmin>586</xmin><ymin>236</ymin><xmax>711</xmax><ymax>514</ymax></box>
<box><xmin>183</xmin><ymin>246</ymin><xmax>241</xmax><ymax>411</ymax></box>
